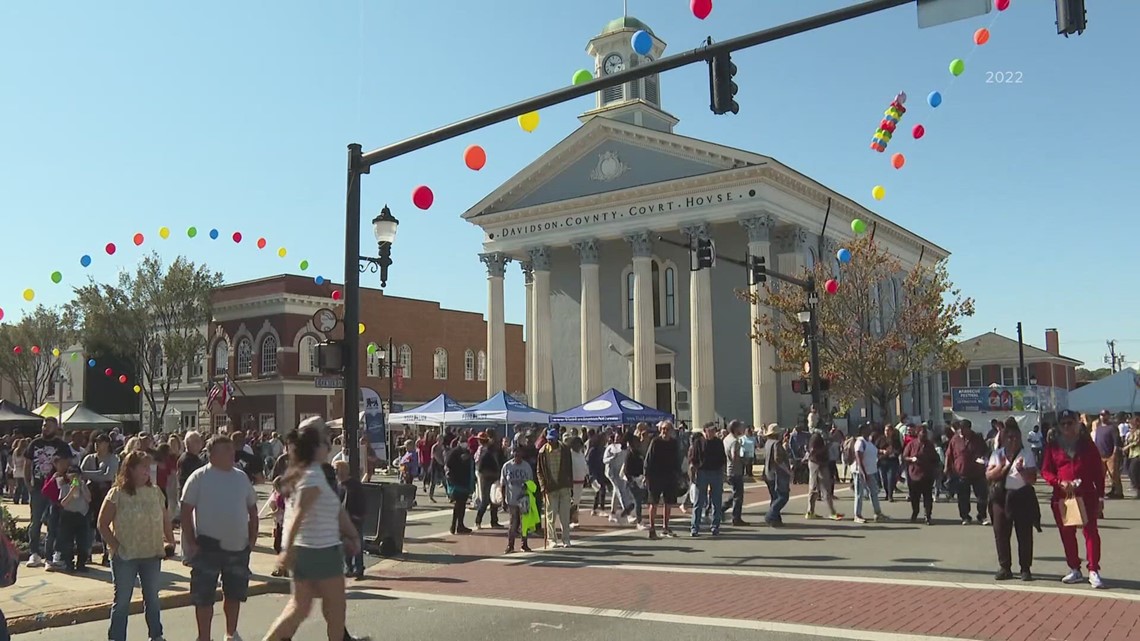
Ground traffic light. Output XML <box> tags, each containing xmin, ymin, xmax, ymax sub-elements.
<box><xmin>791</xmin><ymin>379</ymin><xmax>808</xmax><ymax>395</ymax></box>
<box><xmin>708</xmin><ymin>52</ymin><xmax>739</xmax><ymax>115</ymax></box>
<box><xmin>692</xmin><ymin>238</ymin><xmax>715</xmax><ymax>270</ymax></box>
<box><xmin>1055</xmin><ymin>0</ymin><xmax>1087</xmax><ymax>36</ymax></box>
<box><xmin>748</xmin><ymin>255</ymin><xmax>767</xmax><ymax>285</ymax></box>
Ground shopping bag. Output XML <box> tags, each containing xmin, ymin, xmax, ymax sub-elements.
<box><xmin>1060</xmin><ymin>495</ymin><xmax>1087</xmax><ymax>528</ymax></box>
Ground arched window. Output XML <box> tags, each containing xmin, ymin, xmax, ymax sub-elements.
<box><xmin>398</xmin><ymin>344</ymin><xmax>412</xmax><ymax>379</ymax></box>
<box><xmin>625</xmin><ymin>271</ymin><xmax>635</xmax><ymax>330</ymax></box>
<box><xmin>366</xmin><ymin>349</ymin><xmax>382</xmax><ymax>378</ymax></box>
<box><xmin>464</xmin><ymin>349</ymin><xmax>475</xmax><ymax>381</ymax></box>
<box><xmin>650</xmin><ymin>260</ymin><xmax>662</xmax><ymax>327</ymax></box>
<box><xmin>260</xmin><ymin>335</ymin><xmax>278</xmax><ymax>375</ymax></box>
<box><xmin>477</xmin><ymin>350</ymin><xmax>486</xmax><ymax>381</ymax></box>
<box><xmin>298</xmin><ymin>335</ymin><xmax>319</xmax><ymax>375</ymax></box>
<box><xmin>213</xmin><ymin>341</ymin><xmax>229</xmax><ymax>377</ymax></box>
<box><xmin>236</xmin><ymin>338</ymin><xmax>253</xmax><ymax>376</ymax></box>
<box><xmin>664</xmin><ymin>266</ymin><xmax>676</xmax><ymax>327</ymax></box>
<box><xmin>433</xmin><ymin>348</ymin><xmax>448</xmax><ymax>380</ymax></box>
<box><xmin>149</xmin><ymin>345</ymin><xmax>165</xmax><ymax>380</ymax></box>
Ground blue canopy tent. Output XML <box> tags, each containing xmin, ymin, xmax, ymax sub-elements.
<box><xmin>443</xmin><ymin>392</ymin><xmax>550</xmax><ymax>442</ymax></box>
<box><xmin>550</xmin><ymin>388</ymin><xmax>673</xmax><ymax>425</ymax></box>
<box><xmin>387</xmin><ymin>393</ymin><xmax>467</xmax><ymax>426</ymax></box>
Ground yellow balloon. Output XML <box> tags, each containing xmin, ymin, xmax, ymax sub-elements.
<box><xmin>277</xmin><ymin>247</ymin><xmax>287</xmax><ymax>258</ymax></box>
<box><xmin>22</xmin><ymin>288</ymin><xmax>34</xmax><ymax>302</ymax></box>
<box><xmin>518</xmin><ymin>111</ymin><xmax>540</xmax><ymax>133</ymax></box>
<box><xmin>158</xmin><ymin>226</ymin><xmax>171</xmax><ymax>239</ymax></box>
<box><xmin>872</xmin><ymin>185</ymin><xmax>886</xmax><ymax>201</ymax></box>
<box><xmin>51</xmin><ymin>348</ymin><xmax>61</xmax><ymax>357</ymax></box>
<box><xmin>358</xmin><ymin>323</ymin><xmax>366</xmax><ymax>335</ymax></box>
<box><xmin>133</xmin><ymin>385</ymin><xmax>141</xmax><ymax>394</ymax></box>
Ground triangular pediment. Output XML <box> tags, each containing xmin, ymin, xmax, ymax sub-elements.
<box><xmin>463</xmin><ymin>118</ymin><xmax>771</xmax><ymax>220</ymax></box>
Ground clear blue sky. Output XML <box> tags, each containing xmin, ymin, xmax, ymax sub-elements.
<box><xmin>0</xmin><ymin>0</ymin><xmax>1133</xmax><ymax>368</ymax></box>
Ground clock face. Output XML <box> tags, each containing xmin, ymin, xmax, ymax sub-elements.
<box><xmin>314</xmin><ymin>309</ymin><xmax>338</xmax><ymax>333</ymax></box>
<box><xmin>603</xmin><ymin>54</ymin><xmax>625</xmax><ymax>75</ymax></box>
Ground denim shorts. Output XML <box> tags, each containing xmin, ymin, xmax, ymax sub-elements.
<box><xmin>189</xmin><ymin>546</ymin><xmax>252</xmax><ymax>606</ymax></box>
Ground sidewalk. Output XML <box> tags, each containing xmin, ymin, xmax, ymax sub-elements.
<box><xmin>1</xmin><ymin>498</ymin><xmax>290</xmax><ymax>635</ymax></box>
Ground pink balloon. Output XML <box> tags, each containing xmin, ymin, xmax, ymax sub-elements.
<box><xmin>412</xmin><ymin>185</ymin><xmax>434</xmax><ymax>210</ymax></box>
<box><xmin>996</xmin><ymin>0</ymin><xmax>1010</xmax><ymax>10</ymax></box>
<box><xmin>691</xmin><ymin>0</ymin><xmax>712</xmax><ymax>20</ymax></box>
<box><xmin>912</xmin><ymin>124</ymin><xmax>925</xmax><ymax>139</ymax></box>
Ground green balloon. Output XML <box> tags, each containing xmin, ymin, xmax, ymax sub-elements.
<box><xmin>299</xmin><ymin>260</ymin><xmax>309</xmax><ymax>271</ymax></box>
<box><xmin>367</xmin><ymin>342</ymin><xmax>378</xmax><ymax>354</ymax></box>
<box><xmin>50</xmin><ymin>271</ymin><xmax>62</xmax><ymax>284</ymax></box>
<box><xmin>571</xmin><ymin>69</ymin><xmax>593</xmax><ymax>86</ymax></box>
<box><xmin>851</xmin><ymin>218</ymin><xmax>867</xmax><ymax>234</ymax></box>
<box><xmin>949</xmin><ymin>58</ymin><xmax>965</xmax><ymax>76</ymax></box>
<box><xmin>70</xmin><ymin>352</ymin><xmax>78</xmax><ymax>360</ymax></box>
<box><xmin>187</xmin><ymin>226</ymin><xmax>198</xmax><ymax>238</ymax></box>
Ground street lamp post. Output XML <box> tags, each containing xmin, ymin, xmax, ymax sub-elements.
<box><xmin>341</xmin><ymin>148</ymin><xmax>400</xmax><ymax>479</ymax></box>
<box><xmin>797</xmin><ymin>284</ymin><xmax>823</xmax><ymax>418</ymax></box>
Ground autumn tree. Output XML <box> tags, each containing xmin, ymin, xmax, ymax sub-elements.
<box><xmin>74</xmin><ymin>253</ymin><xmax>221</xmax><ymax>430</ymax></box>
<box><xmin>0</xmin><ymin>305</ymin><xmax>80</xmax><ymax>408</ymax></box>
<box><xmin>746</xmin><ymin>235</ymin><xmax>974</xmax><ymax>419</ymax></box>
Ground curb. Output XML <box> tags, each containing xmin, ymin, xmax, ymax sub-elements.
<box><xmin>7</xmin><ymin>577</ymin><xmax>291</xmax><ymax>635</ymax></box>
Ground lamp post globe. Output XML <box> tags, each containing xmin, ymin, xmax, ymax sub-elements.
<box><xmin>372</xmin><ymin>205</ymin><xmax>399</xmax><ymax>244</ymax></box>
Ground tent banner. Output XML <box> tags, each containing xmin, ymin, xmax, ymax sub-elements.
<box><xmin>951</xmin><ymin>386</ymin><xmax>1067</xmax><ymax>414</ymax></box>
<box><xmin>360</xmin><ymin>387</ymin><xmax>386</xmax><ymax>461</ymax></box>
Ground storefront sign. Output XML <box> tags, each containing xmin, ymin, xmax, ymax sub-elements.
<box><xmin>489</xmin><ymin>186</ymin><xmax>761</xmax><ymax>240</ymax></box>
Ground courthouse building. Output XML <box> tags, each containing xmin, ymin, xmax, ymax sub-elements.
<box><xmin>466</xmin><ymin>17</ymin><xmax>950</xmax><ymax>428</ymax></box>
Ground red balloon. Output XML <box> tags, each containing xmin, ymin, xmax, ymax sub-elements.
<box><xmin>105</xmin><ymin>368</ymin><xmax>113</xmax><ymax>376</ymax></box>
<box><xmin>256</xmin><ymin>237</ymin><xmax>267</xmax><ymax>249</ymax></box>
<box><xmin>996</xmin><ymin>0</ymin><xmax>1009</xmax><ymax>10</ymax></box>
<box><xmin>105</xmin><ymin>242</ymin><xmax>117</xmax><ymax>255</ymax></box>
<box><xmin>30</xmin><ymin>346</ymin><xmax>40</xmax><ymax>355</ymax></box>
<box><xmin>825</xmin><ymin>279</ymin><xmax>840</xmax><ymax>295</ymax></box>
<box><xmin>232</xmin><ymin>232</ymin><xmax>243</xmax><ymax>243</ymax></box>
<box><xmin>412</xmin><ymin>185</ymin><xmax>434</xmax><ymax>210</ymax></box>
<box><xmin>133</xmin><ymin>233</ymin><xmax>145</xmax><ymax>246</ymax></box>
<box><xmin>691</xmin><ymin>0</ymin><xmax>713</xmax><ymax>20</ymax></box>
<box><xmin>119</xmin><ymin>375</ymin><xmax>128</xmax><ymax>383</ymax></box>
<box><xmin>912</xmin><ymin>124</ymin><xmax>925</xmax><ymax>139</ymax></box>
<box><xmin>12</xmin><ymin>346</ymin><xmax>21</xmax><ymax>355</ymax></box>
<box><xmin>332</xmin><ymin>290</ymin><xmax>343</xmax><ymax>301</ymax></box>
<box><xmin>464</xmin><ymin>145</ymin><xmax>487</xmax><ymax>171</ymax></box>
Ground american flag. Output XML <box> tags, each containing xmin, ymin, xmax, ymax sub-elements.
<box><xmin>207</xmin><ymin>377</ymin><xmax>236</xmax><ymax>409</ymax></box>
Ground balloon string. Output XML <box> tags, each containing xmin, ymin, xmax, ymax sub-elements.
<box><xmin>940</xmin><ymin>11</ymin><xmax>1003</xmax><ymax>96</ymax></box>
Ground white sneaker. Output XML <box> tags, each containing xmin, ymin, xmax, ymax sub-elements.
<box><xmin>26</xmin><ymin>553</ymin><xmax>43</xmax><ymax>568</ymax></box>
<box><xmin>635</xmin><ymin>522</ymin><xmax>647</xmax><ymax>531</ymax></box>
<box><xmin>1089</xmin><ymin>571</ymin><xmax>1105</xmax><ymax>589</ymax></box>
<box><xmin>1061</xmin><ymin>568</ymin><xmax>1084</xmax><ymax>584</ymax></box>
<box><xmin>607</xmin><ymin>515</ymin><xmax>619</xmax><ymax>524</ymax></box>
<box><xmin>625</xmin><ymin>514</ymin><xmax>638</xmax><ymax>524</ymax></box>
<box><xmin>551</xmin><ymin>542</ymin><xmax>564</xmax><ymax>549</ymax></box>
<box><xmin>225</xmin><ymin>633</ymin><xmax>244</xmax><ymax>641</ymax></box>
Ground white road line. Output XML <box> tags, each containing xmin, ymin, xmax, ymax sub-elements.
<box><xmin>478</xmin><ymin>558</ymin><xmax>1140</xmax><ymax>602</ymax></box>
<box><xmin>375</xmin><ymin>589</ymin><xmax>980</xmax><ymax>641</ymax></box>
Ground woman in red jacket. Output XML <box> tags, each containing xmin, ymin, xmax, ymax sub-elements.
<box><xmin>1040</xmin><ymin>409</ymin><xmax>1106</xmax><ymax>588</ymax></box>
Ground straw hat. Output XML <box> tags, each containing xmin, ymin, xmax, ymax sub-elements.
<box><xmin>763</xmin><ymin>423</ymin><xmax>783</xmax><ymax>438</ymax></box>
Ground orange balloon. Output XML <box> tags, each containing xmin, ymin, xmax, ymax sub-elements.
<box><xmin>464</xmin><ymin>145</ymin><xmax>487</xmax><ymax>171</ymax></box>
<box><xmin>891</xmin><ymin>153</ymin><xmax>906</xmax><ymax>169</ymax></box>
<box><xmin>974</xmin><ymin>28</ymin><xmax>990</xmax><ymax>45</ymax></box>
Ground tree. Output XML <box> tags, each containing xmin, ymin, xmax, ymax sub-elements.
<box><xmin>74</xmin><ymin>253</ymin><xmax>221</xmax><ymax>430</ymax></box>
<box><xmin>1076</xmin><ymin>367</ymin><xmax>1112</xmax><ymax>383</ymax></box>
<box><xmin>0</xmin><ymin>305</ymin><xmax>80</xmax><ymax>408</ymax></box>
<box><xmin>746</xmin><ymin>235</ymin><xmax>974</xmax><ymax>418</ymax></box>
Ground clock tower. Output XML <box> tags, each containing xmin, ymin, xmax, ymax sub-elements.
<box><xmin>580</xmin><ymin>16</ymin><xmax>678</xmax><ymax>133</ymax></box>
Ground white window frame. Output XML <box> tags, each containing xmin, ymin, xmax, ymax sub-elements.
<box><xmin>939</xmin><ymin>371</ymin><xmax>950</xmax><ymax>394</ymax></box>
<box><xmin>188</xmin><ymin>349</ymin><xmax>205</xmax><ymax>382</ymax></box>
<box><xmin>366</xmin><ymin>350</ymin><xmax>382</xmax><ymax>378</ymax></box>
<box><xmin>1001</xmin><ymin>366</ymin><xmax>1018</xmax><ymax>387</ymax></box>
<box><xmin>236</xmin><ymin>339</ymin><xmax>253</xmax><ymax>377</ymax></box>
<box><xmin>260</xmin><ymin>335</ymin><xmax>278</xmax><ymax>376</ymax></box>
<box><xmin>464</xmin><ymin>349</ymin><xmax>475</xmax><ymax>381</ymax></box>
<box><xmin>259</xmin><ymin>413</ymin><xmax>275</xmax><ymax>433</ymax></box>
<box><xmin>476</xmin><ymin>350</ymin><xmax>486</xmax><ymax>382</ymax></box>
<box><xmin>398</xmin><ymin>344</ymin><xmax>412</xmax><ymax>379</ymax></box>
<box><xmin>967</xmin><ymin>367</ymin><xmax>983</xmax><ymax>387</ymax></box>
<box><xmin>298</xmin><ymin>335</ymin><xmax>319</xmax><ymax>375</ymax></box>
<box><xmin>212</xmin><ymin>414</ymin><xmax>227</xmax><ymax>432</ymax></box>
<box><xmin>213</xmin><ymin>342</ymin><xmax>229</xmax><ymax>377</ymax></box>
<box><xmin>621</xmin><ymin>257</ymin><xmax>678</xmax><ymax>331</ymax></box>
<box><xmin>433</xmin><ymin>348</ymin><xmax>448</xmax><ymax>380</ymax></box>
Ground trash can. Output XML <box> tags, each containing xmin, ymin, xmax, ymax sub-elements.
<box><xmin>363</xmin><ymin>482</ymin><xmax>416</xmax><ymax>557</ymax></box>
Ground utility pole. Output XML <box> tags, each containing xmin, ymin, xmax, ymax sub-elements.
<box><xmin>1016</xmin><ymin>322</ymin><xmax>1026</xmax><ymax>385</ymax></box>
<box><xmin>1105</xmin><ymin>340</ymin><xmax>1120</xmax><ymax>373</ymax></box>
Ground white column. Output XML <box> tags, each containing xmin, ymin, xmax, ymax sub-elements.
<box><xmin>624</xmin><ymin>231</ymin><xmax>656</xmax><ymax>404</ymax></box>
<box><xmin>682</xmin><ymin>224</ymin><xmax>715</xmax><ymax>428</ymax></box>
<box><xmin>574</xmin><ymin>239</ymin><xmax>602</xmax><ymax>403</ymax></box>
<box><xmin>521</xmin><ymin>262</ymin><xmax>534</xmax><ymax>402</ymax></box>
<box><xmin>480</xmin><ymin>252</ymin><xmax>510</xmax><ymax>397</ymax></box>
<box><xmin>741</xmin><ymin>215</ymin><xmax>777</xmax><ymax>429</ymax></box>
<box><xmin>920</xmin><ymin>373</ymin><xmax>932</xmax><ymax>421</ymax></box>
<box><xmin>529</xmin><ymin>247</ymin><xmax>554</xmax><ymax>411</ymax></box>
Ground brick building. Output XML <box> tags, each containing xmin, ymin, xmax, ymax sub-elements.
<box><xmin>941</xmin><ymin>328</ymin><xmax>1082</xmax><ymax>410</ymax></box>
<box><xmin>183</xmin><ymin>275</ymin><xmax>525</xmax><ymax>433</ymax></box>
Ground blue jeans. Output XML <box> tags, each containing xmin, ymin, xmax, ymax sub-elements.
<box><xmin>764</xmin><ymin>475</ymin><xmax>790</xmax><ymax>523</ymax></box>
<box><xmin>854</xmin><ymin>472</ymin><xmax>882</xmax><ymax>519</ymax></box>
<box><xmin>728</xmin><ymin>475</ymin><xmax>745</xmax><ymax>522</ymax></box>
<box><xmin>345</xmin><ymin>521</ymin><xmax>365</xmax><ymax>576</ymax></box>
<box><xmin>28</xmin><ymin>485</ymin><xmax>50</xmax><ymax>558</ymax></box>
<box><xmin>691</xmin><ymin>469</ymin><xmax>724</xmax><ymax>533</ymax></box>
<box><xmin>109</xmin><ymin>555</ymin><xmax>163</xmax><ymax>641</ymax></box>
<box><xmin>879</xmin><ymin>459</ymin><xmax>900</xmax><ymax>501</ymax></box>
<box><xmin>0</xmin><ymin>608</ymin><xmax>9</xmax><ymax>641</ymax></box>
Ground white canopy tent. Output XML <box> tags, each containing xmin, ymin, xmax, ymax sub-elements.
<box><xmin>387</xmin><ymin>394</ymin><xmax>467</xmax><ymax>427</ymax></box>
<box><xmin>1068</xmin><ymin>368</ymin><xmax>1140</xmax><ymax>414</ymax></box>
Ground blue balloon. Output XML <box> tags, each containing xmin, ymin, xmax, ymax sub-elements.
<box><xmin>928</xmin><ymin>91</ymin><xmax>942</xmax><ymax>108</ymax></box>
<box><xmin>209</xmin><ymin>228</ymin><xmax>219</xmax><ymax>240</ymax></box>
<box><xmin>314</xmin><ymin>275</ymin><xmax>325</xmax><ymax>285</ymax></box>
<box><xmin>87</xmin><ymin>359</ymin><xmax>96</xmax><ymax>368</ymax></box>
<box><xmin>837</xmin><ymin>248</ymin><xmax>852</xmax><ymax>264</ymax></box>
<box><xmin>80</xmin><ymin>255</ymin><xmax>92</xmax><ymax>267</ymax></box>
<box><xmin>631</xmin><ymin>30</ymin><xmax>652</xmax><ymax>56</ymax></box>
